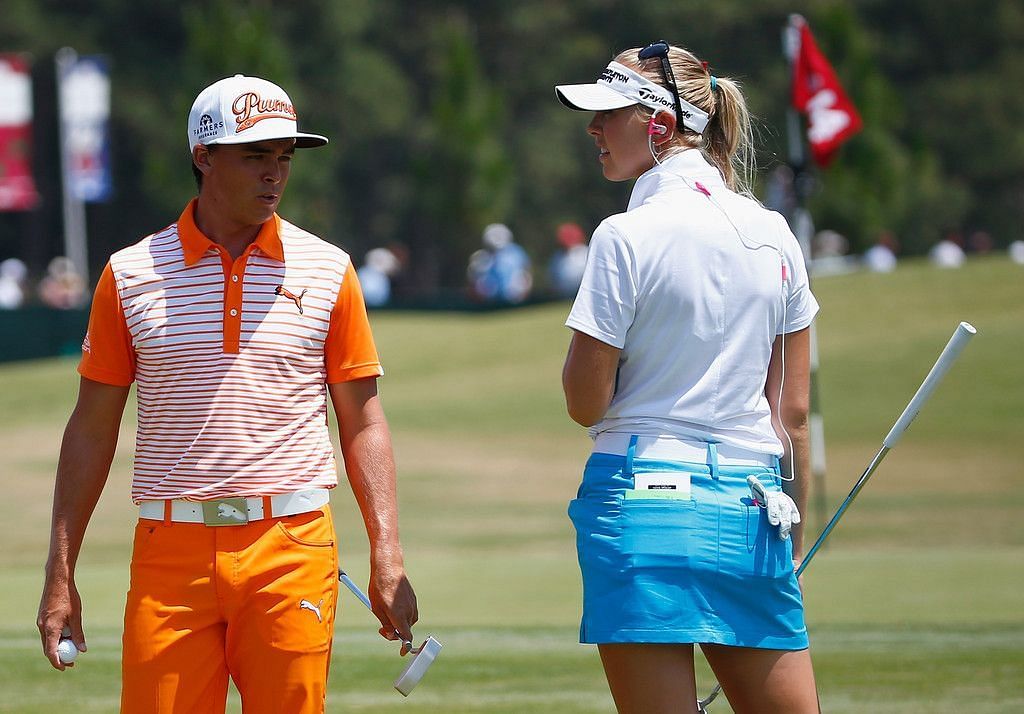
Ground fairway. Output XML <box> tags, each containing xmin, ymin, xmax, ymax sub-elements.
<box><xmin>1</xmin><ymin>256</ymin><xmax>1022</xmax><ymax>712</ymax></box>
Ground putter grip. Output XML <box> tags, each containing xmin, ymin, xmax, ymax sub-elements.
<box><xmin>883</xmin><ymin>322</ymin><xmax>976</xmax><ymax>448</ymax></box>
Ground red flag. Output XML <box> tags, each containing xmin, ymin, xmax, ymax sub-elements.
<box><xmin>791</xmin><ymin>21</ymin><xmax>862</xmax><ymax>167</ymax></box>
<box><xmin>0</xmin><ymin>54</ymin><xmax>39</xmax><ymax>211</ymax></box>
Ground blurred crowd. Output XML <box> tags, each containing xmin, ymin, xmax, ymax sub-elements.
<box><xmin>0</xmin><ymin>256</ymin><xmax>86</xmax><ymax>310</ymax></box>
<box><xmin>355</xmin><ymin>220</ymin><xmax>591</xmax><ymax>309</ymax></box>
<box><xmin>4</xmin><ymin>221</ymin><xmax>1022</xmax><ymax>312</ymax></box>
<box><xmin>463</xmin><ymin>220</ymin><xmax>589</xmax><ymax>304</ymax></box>
<box><xmin>810</xmin><ymin>227</ymin><xmax>1024</xmax><ymax>277</ymax></box>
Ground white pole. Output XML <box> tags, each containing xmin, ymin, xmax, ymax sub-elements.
<box><xmin>783</xmin><ymin>15</ymin><xmax>829</xmax><ymax>533</ymax></box>
<box><xmin>55</xmin><ymin>47</ymin><xmax>89</xmax><ymax>287</ymax></box>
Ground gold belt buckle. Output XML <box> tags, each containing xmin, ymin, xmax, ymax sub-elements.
<box><xmin>201</xmin><ymin>498</ymin><xmax>250</xmax><ymax>526</ymax></box>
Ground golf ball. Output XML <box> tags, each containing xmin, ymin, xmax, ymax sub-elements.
<box><xmin>57</xmin><ymin>639</ymin><xmax>78</xmax><ymax>664</ymax></box>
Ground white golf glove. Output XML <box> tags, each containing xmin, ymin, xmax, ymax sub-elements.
<box><xmin>747</xmin><ymin>475</ymin><xmax>801</xmax><ymax>541</ymax></box>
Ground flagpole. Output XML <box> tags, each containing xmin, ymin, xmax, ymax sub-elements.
<box><xmin>784</xmin><ymin>14</ymin><xmax>828</xmax><ymax>539</ymax></box>
<box><xmin>55</xmin><ymin>46</ymin><xmax>90</xmax><ymax>287</ymax></box>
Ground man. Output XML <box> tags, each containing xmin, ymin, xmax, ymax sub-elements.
<box><xmin>36</xmin><ymin>74</ymin><xmax>418</xmax><ymax>713</ymax></box>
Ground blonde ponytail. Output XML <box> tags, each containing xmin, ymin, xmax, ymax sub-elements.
<box><xmin>703</xmin><ymin>76</ymin><xmax>755</xmax><ymax>195</ymax></box>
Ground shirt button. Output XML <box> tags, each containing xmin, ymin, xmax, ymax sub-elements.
<box><xmin>232</xmin><ymin>275</ymin><xmax>239</xmax><ymax>282</ymax></box>
<box><xmin>229</xmin><ymin>309</ymin><xmax>238</xmax><ymax>317</ymax></box>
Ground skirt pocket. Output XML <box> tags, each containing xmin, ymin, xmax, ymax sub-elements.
<box><xmin>721</xmin><ymin>494</ymin><xmax>793</xmax><ymax>579</ymax></box>
<box><xmin>568</xmin><ymin>497</ymin><xmax>625</xmax><ymax>574</ymax></box>
<box><xmin>620</xmin><ymin>498</ymin><xmax>699</xmax><ymax>569</ymax></box>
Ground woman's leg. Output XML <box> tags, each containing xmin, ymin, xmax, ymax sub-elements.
<box><xmin>701</xmin><ymin>643</ymin><xmax>819</xmax><ymax>714</ymax></box>
<box><xmin>598</xmin><ymin>643</ymin><xmax>698</xmax><ymax>714</ymax></box>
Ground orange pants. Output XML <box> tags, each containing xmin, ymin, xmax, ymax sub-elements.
<box><xmin>121</xmin><ymin>506</ymin><xmax>339</xmax><ymax>714</ymax></box>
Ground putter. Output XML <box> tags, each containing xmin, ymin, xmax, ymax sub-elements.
<box><xmin>698</xmin><ymin>322</ymin><xmax>976</xmax><ymax>711</ymax></box>
<box><xmin>338</xmin><ymin>568</ymin><xmax>442</xmax><ymax>696</ymax></box>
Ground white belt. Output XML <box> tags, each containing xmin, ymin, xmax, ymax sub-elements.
<box><xmin>139</xmin><ymin>488</ymin><xmax>330</xmax><ymax>525</ymax></box>
<box><xmin>593</xmin><ymin>433</ymin><xmax>776</xmax><ymax>468</ymax></box>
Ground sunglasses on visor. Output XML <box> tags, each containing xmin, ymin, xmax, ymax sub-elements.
<box><xmin>638</xmin><ymin>41</ymin><xmax>684</xmax><ymax>132</ymax></box>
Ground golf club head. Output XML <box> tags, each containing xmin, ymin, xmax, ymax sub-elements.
<box><xmin>393</xmin><ymin>635</ymin><xmax>442</xmax><ymax>696</ymax></box>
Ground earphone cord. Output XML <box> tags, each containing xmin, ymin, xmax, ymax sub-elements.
<box><xmin>648</xmin><ymin>135</ymin><xmax>796</xmax><ymax>483</ymax></box>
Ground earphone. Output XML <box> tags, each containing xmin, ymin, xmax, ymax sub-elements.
<box><xmin>647</xmin><ymin>116</ymin><xmax>668</xmax><ymax>136</ymax></box>
<box><xmin>647</xmin><ymin>131</ymin><xmax>798</xmax><ymax>482</ymax></box>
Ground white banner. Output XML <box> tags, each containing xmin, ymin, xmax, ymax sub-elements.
<box><xmin>0</xmin><ymin>54</ymin><xmax>39</xmax><ymax>211</ymax></box>
<box><xmin>58</xmin><ymin>53</ymin><xmax>112</xmax><ymax>203</ymax></box>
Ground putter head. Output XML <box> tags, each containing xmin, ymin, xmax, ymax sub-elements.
<box><xmin>393</xmin><ymin>636</ymin><xmax>442</xmax><ymax>696</ymax></box>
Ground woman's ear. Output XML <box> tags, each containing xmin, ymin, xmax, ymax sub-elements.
<box><xmin>647</xmin><ymin>111</ymin><xmax>677</xmax><ymax>145</ymax></box>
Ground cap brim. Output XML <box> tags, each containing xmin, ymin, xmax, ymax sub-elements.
<box><xmin>554</xmin><ymin>84</ymin><xmax>636</xmax><ymax>112</ymax></box>
<box><xmin>205</xmin><ymin>131</ymin><xmax>329</xmax><ymax>148</ymax></box>
<box><xmin>294</xmin><ymin>133</ymin><xmax>329</xmax><ymax>148</ymax></box>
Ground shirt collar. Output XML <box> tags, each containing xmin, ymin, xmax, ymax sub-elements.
<box><xmin>177</xmin><ymin>198</ymin><xmax>285</xmax><ymax>266</ymax></box>
<box><xmin>627</xmin><ymin>150</ymin><xmax>726</xmax><ymax>211</ymax></box>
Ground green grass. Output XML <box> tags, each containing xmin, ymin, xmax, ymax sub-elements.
<box><xmin>1</xmin><ymin>256</ymin><xmax>1022</xmax><ymax>712</ymax></box>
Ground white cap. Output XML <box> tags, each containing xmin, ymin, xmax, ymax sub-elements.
<box><xmin>482</xmin><ymin>223</ymin><xmax>513</xmax><ymax>250</ymax></box>
<box><xmin>555</xmin><ymin>61</ymin><xmax>709</xmax><ymax>134</ymax></box>
<box><xmin>188</xmin><ymin>74</ymin><xmax>327</xmax><ymax>153</ymax></box>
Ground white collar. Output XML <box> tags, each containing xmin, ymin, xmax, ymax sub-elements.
<box><xmin>627</xmin><ymin>150</ymin><xmax>726</xmax><ymax>211</ymax></box>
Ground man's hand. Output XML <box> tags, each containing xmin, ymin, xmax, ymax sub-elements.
<box><xmin>368</xmin><ymin>558</ymin><xmax>418</xmax><ymax>655</ymax></box>
<box><xmin>37</xmin><ymin>575</ymin><xmax>86</xmax><ymax>671</ymax></box>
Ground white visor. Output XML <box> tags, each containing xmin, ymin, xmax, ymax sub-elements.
<box><xmin>555</xmin><ymin>61</ymin><xmax>710</xmax><ymax>134</ymax></box>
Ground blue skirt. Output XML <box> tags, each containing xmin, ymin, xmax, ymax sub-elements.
<box><xmin>568</xmin><ymin>447</ymin><xmax>808</xmax><ymax>650</ymax></box>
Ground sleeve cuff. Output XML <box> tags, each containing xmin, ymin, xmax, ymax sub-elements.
<box><xmin>78</xmin><ymin>362</ymin><xmax>135</xmax><ymax>387</ymax></box>
<box><xmin>326</xmin><ymin>362</ymin><xmax>384</xmax><ymax>384</ymax></box>
<box><xmin>778</xmin><ymin>309</ymin><xmax>818</xmax><ymax>336</ymax></box>
<box><xmin>564</xmin><ymin>317</ymin><xmax>626</xmax><ymax>350</ymax></box>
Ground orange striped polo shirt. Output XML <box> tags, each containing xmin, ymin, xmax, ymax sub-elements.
<box><xmin>79</xmin><ymin>199</ymin><xmax>383</xmax><ymax>503</ymax></box>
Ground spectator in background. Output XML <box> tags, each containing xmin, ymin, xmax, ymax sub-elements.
<box><xmin>467</xmin><ymin>222</ymin><xmax>532</xmax><ymax>303</ymax></box>
<box><xmin>358</xmin><ymin>247</ymin><xmax>401</xmax><ymax>307</ymax></box>
<box><xmin>1009</xmin><ymin>240</ymin><xmax>1024</xmax><ymax>265</ymax></box>
<box><xmin>929</xmin><ymin>231</ymin><xmax>966</xmax><ymax>269</ymax></box>
<box><xmin>38</xmin><ymin>256</ymin><xmax>86</xmax><ymax>309</ymax></box>
<box><xmin>382</xmin><ymin>241</ymin><xmax>411</xmax><ymax>298</ymax></box>
<box><xmin>549</xmin><ymin>222</ymin><xmax>589</xmax><ymax>298</ymax></box>
<box><xmin>763</xmin><ymin>164</ymin><xmax>796</xmax><ymax>218</ymax></box>
<box><xmin>0</xmin><ymin>257</ymin><xmax>28</xmax><ymax>309</ymax></box>
<box><xmin>466</xmin><ymin>246</ymin><xmax>491</xmax><ymax>300</ymax></box>
<box><xmin>810</xmin><ymin>229</ymin><xmax>854</xmax><ymax>276</ymax></box>
<box><xmin>812</xmin><ymin>229</ymin><xmax>847</xmax><ymax>259</ymax></box>
<box><xmin>967</xmin><ymin>230</ymin><xmax>993</xmax><ymax>255</ymax></box>
<box><xmin>863</xmin><ymin>230</ymin><xmax>898</xmax><ymax>273</ymax></box>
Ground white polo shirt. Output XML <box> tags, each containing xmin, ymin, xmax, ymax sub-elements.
<box><xmin>566</xmin><ymin>150</ymin><xmax>819</xmax><ymax>456</ymax></box>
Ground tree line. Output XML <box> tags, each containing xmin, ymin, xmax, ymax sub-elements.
<box><xmin>2</xmin><ymin>0</ymin><xmax>1021</xmax><ymax>293</ymax></box>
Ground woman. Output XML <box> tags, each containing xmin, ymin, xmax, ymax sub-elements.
<box><xmin>557</xmin><ymin>42</ymin><xmax>821</xmax><ymax>713</ymax></box>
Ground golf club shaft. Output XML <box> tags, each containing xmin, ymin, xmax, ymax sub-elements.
<box><xmin>797</xmin><ymin>445</ymin><xmax>886</xmax><ymax>574</ymax></box>
<box><xmin>699</xmin><ymin>323</ymin><xmax>975</xmax><ymax>711</ymax></box>
<box><xmin>338</xmin><ymin>568</ymin><xmax>373</xmax><ymax>611</ymax></box>
<box><xmin>800</xmin><ymin>322</ymin><xmax>975</xmax><ymax>571</ymax></box>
